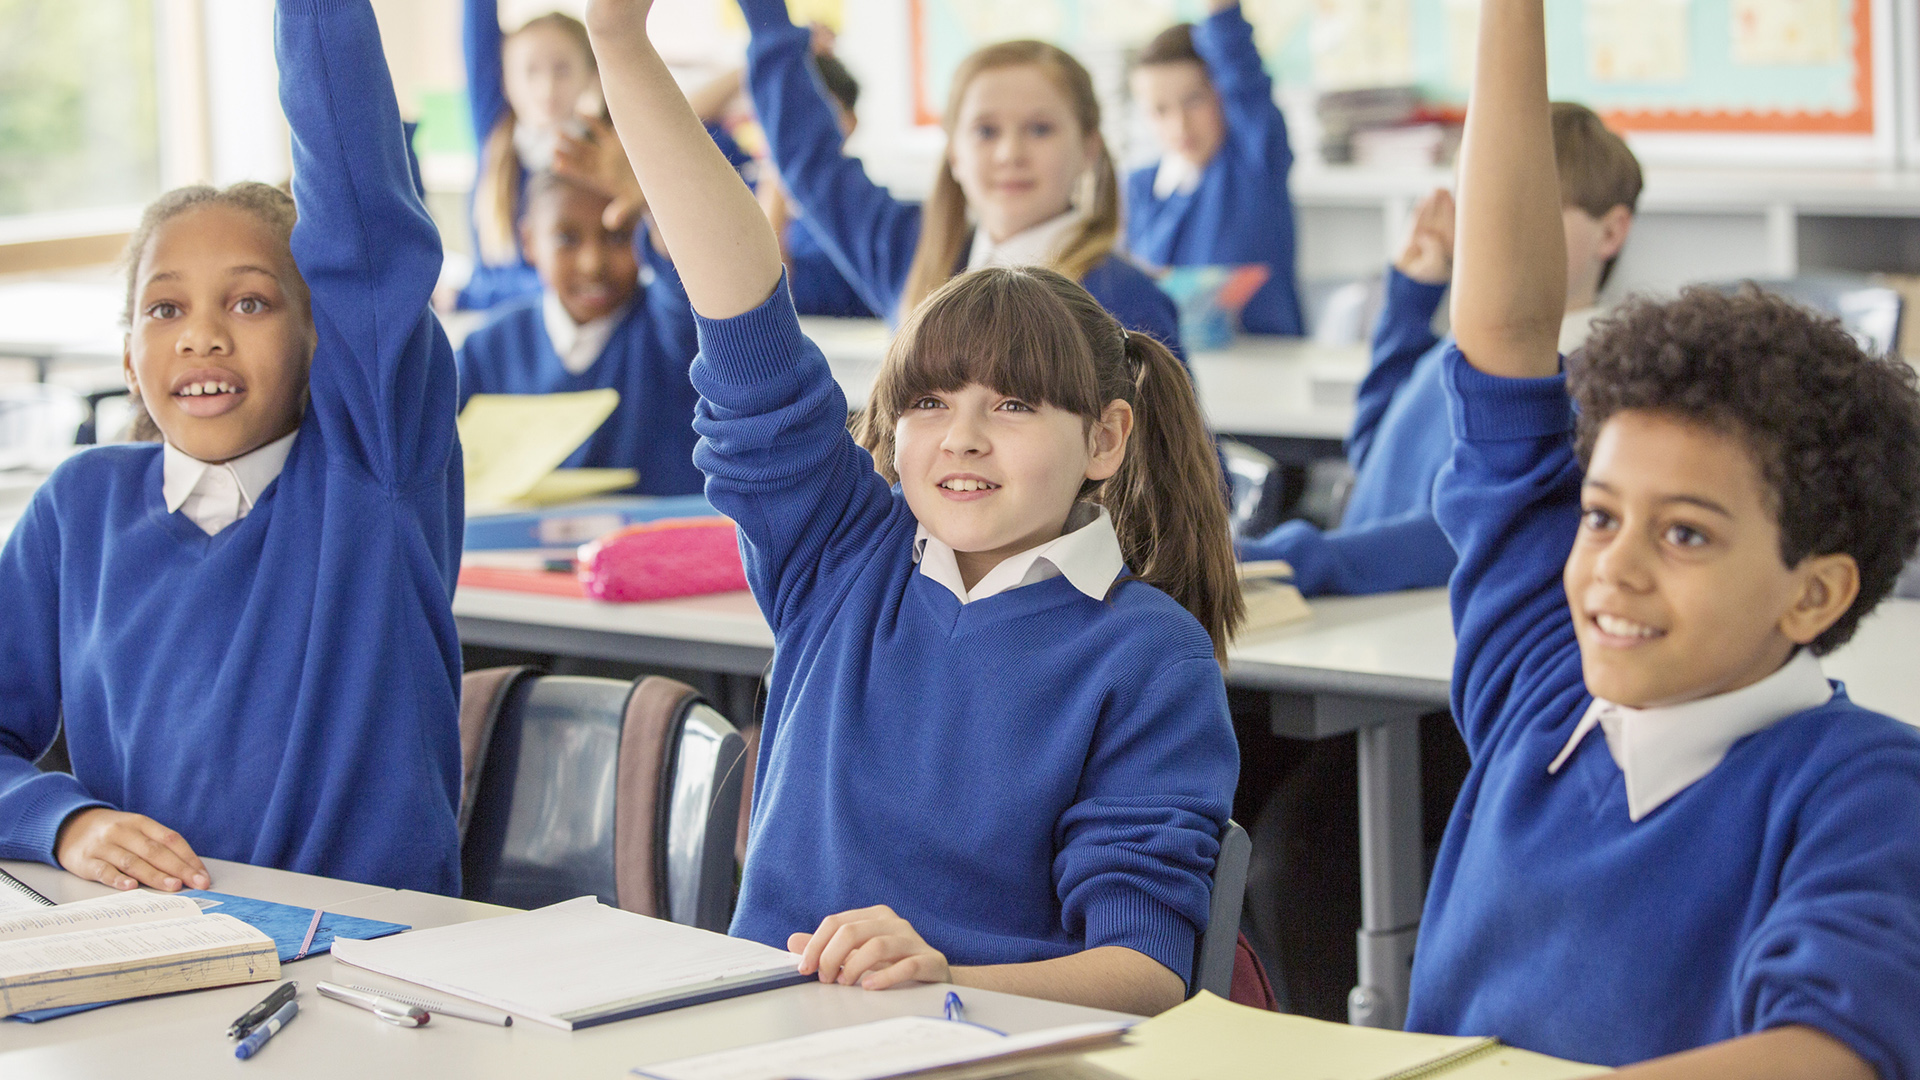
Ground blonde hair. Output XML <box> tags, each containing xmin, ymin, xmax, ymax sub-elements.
<box><xmin>899</xmin><ymin>42</ymin><xmax>1121</xmax><ymax>316</ymax></box>
<box><xmin>858</xmin><ymin>267</ymin><xmax>1243</xmax><ymax>658</ymax></box>
<box><xmin>474</xmin><ymin>12</ymin><xmax>596</xmax><ymax>266</ymax></box>
<box><xmin>119</xmin><ymin>182</ymin><xmax>304</xmax><ymax>442</ymax></box>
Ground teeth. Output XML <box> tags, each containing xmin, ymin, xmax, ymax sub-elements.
<box><xmin>941</xmin><ymin>479</ymin><xmax>995</xmax><ymax>492</ymax></box>
<box><xmin>1595</xmin><ymin>613</ymin><xmax>1660</xmax><ymax>639</ymax></box>
<box><xmin>178</xmin><ymin>381</ymin><xmax>238</xmax><ymax>397</ymax></box>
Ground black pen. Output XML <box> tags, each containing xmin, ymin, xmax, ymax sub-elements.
<box><xmin>228</xmin><ymin>981</ymin><xmax>298</xmax><ymax>1039</ymax></box>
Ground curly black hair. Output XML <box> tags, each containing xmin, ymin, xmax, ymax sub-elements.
<box><xmin>1569</xmin><ymin>285</ymin><xmax>1920</xmax><ymax>653</ymax></box>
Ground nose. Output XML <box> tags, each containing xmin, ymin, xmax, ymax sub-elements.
<box><xmin>940</xmin><ymin>408</ymin><xmax>989</xmax><ymax>457</ymax></box>
<box><xmin>174</xmin><ymin>307</ymin><xmax>232</xmax><ymax>358</ymax></box>
<box><xmin>578</xmin><ymin>235</ymin><xmax>607</xmax><ymax>277</ymax></box>
<box><xmin>1589</xmin><ymin>527</ymin><xmax>1655</xmax><ymax>593</ymax></box>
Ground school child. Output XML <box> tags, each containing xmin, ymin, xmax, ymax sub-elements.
<box><xmin>0</xmin><ymin>0</ymin><xmax>464</xmax><ymax>894</ymax></box>
<box><xmin>730</xmin><ymin>0</ymin><xmax>1186</xmax><ymax>358</ymax></box>
<box><xmin>1126</xmin><ymin>0</ymin><xmax>1301</xmax><ymax>336</ymax></box>
<box><xmin>456</xmin><ymin>168</ymin><xmax>704</xmax><ymax>496</ymax></box>
<box><xmin>754</xmin><ymin>49</ymin><xmax>879</xmax><ymax>319</ymax></box>
<box><xmin>1418</xmin><ymin>0</ymin><xmax>1920</xmax><ymax>1073</ymax></box>
<box><xmin>586</xmin><ymin>0</ymin><xmax>1239</xmax><ymax>1015</ymax></box>
<box><xmin>1238</xmin><ymin>102</ymin><xmax>1639</xmax><ymax>596</ymax></box>
<box><xmin>458</xmin><ymin>0</ymin><xmax>601</xmax><ymax>311</ymax></box>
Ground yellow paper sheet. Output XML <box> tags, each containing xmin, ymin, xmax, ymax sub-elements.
<box><xmin>1081</xmin><ymin>993</ymin><xmax>1608</xmax><ymax>1080</ymax></box>
<box><xmin>517</xmin><ymin>468</ymin><xmax>640</xmax><ymax>507</ymax></box>
<box><xmin>458</xmin><ymin>390</ymin><xmax>620</xmax><ymax>512</ymax></box>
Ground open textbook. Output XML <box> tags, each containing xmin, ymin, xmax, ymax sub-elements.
<box><xmin>0</xmin><ymin>891</ymin><xmax>278</xmax><ymax>1015</ymax></box>
<box><xmin>332</xmin><ymin>896</ymin><xmax>811</xmax><ymax>1030</ymax></box>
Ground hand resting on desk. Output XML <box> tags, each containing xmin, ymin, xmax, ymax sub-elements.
<box><xmin>55</xmin><ymin>807</ymin><xmax>211</xmax><ymax>892</ymax></box>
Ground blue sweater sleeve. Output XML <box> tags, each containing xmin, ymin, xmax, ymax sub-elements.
<box><xmin>463</xmin><ymin>0</ymin><xmax>506</xmax><ymax>147</ymax></box>
<box><xmin>1735</xmin><ymin>738</ymin><xmax>1920</xmax><ymax>1080</ymax></box>
<box><xmin>738</xmin><ymin>0</ymin><xmax>922</xmax><ymax>322</ymax></box>
<box><xmin>0</xmin><ymin>490</ymin><xmax>111</xmax><ymax>862</ymax></box>
<box><xmin>1432</xmin><ymin>345</ymin><xmax>1587</xmax><ymax>758</ymax></box>
<box><xmin>1055</xmin><ymin>653</ymin><xmax>1236</xmax><ymax>984</ymax></box>
<box><xmin>280</xmin><ymin>0</ymin><xmax>459</xmax><ymax>490</ymax></box>
<box><xmin>689</xmin><ymin>276</ymin><xmax>899</xmax><ymax>633</ymax></box>
<box><xmin>1236</xmin><ymin>509</ymin><xmax>1456</xmax><ymax>597</ymax></box>
<box><xmin>1350</xmin><ymin>268</ymin><xmax>1447</xmax><ymax>471</ymax></box>
<box><xmin>1192</xmin><ymin>3</ymin><xmax>1291</xmax><ymax>178</ymax></box>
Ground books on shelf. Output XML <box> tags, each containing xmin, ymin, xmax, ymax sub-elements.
<box><xmin>0</xmin><ymin>892</ymin><xmax>278</xmax><ymax>1016</ymax></box>
<box><xmin>331</xmin><ymin>896</ymin><xmax>811</xmax><ymax>1030</ymax></box>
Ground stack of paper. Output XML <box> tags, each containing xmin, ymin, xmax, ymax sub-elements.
<box><xmin>331</xmin><ymin>896</ymin><xmax>810</xmax><ymax>1030</ymax></box>
<box><xmin>458</xmin><ymin>390</ymin><xmax>638</xmax><ymax>511</ymax></box>
<box><xmin>1237</xmin><ymin>561</ymin><xmax>1313</xmax><ymax>635</ymax></box>
<box><xmin>634</xmin><ymin>1017</ymin><xmax>1130</xmax><ymax>1080</ymax></box>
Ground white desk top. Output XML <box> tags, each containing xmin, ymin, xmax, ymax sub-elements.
<box><xmin>797</xmin><ymin>316</ymin><xmax>1365</xmax><ymax>441</ymax></box>
<box><xmin>0</xmin><ymin>860</ymin><xmax>1131</xmax><ymax>1078</ymax></box>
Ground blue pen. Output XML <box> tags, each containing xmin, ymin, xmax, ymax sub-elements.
<box><xmin>234</xmin><ymin>999</ymin><xmax>298</xmax><ymax>1060</ymax></box>
<box><xmin>944</xmin><ymin>991</ymin><xmax>965</xmax><ymax>1023</ymax></box>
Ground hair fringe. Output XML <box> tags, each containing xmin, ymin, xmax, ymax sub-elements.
<box><xmin>859</xmin><ymin>267</ymin><xmax>1243</xmax><ymax>659</ymax></box>
<box><xmin>900</xmin><ymin>41</ymin><xmax>1120</xmax><ymax>317</ymax></box>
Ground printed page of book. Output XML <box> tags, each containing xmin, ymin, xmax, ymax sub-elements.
<box><xmin>0</xmin><ymin>891</ymin><xmax>204</xmax><ymax>943</ymax></box>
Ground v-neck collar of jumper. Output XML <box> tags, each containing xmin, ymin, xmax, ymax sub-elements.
<box><xmin>161</xmin><ymin>430</ymin><xmax>297</xmax><ymax>536</ymax></box>
<box><xmin>912</xmin><ymin>502</ymin><xmax>1124</xmax><ymax>605</ymax></box>
<box><xmin>1547</xmin><ymin>649</ymin><xmax>1834</xmax><ymax>821</ymax></box>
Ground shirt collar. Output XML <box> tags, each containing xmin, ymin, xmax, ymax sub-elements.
<box><xmin>966</xmin><ymin>209</ymin><xmax>1085</xmax><ymax>272</ymax></box>
<box><xmin>1547</xmin><ymin>649</ymin><xmax>1834</xmax><ymax>821</ymax></box>
<box><xmin>541</xmin><ymin>291</ymin><xmax>628</xmax><ymax>376</ymax></box>
<box><xmin>912</xmin><ymin>503</ymin><xmax>1125</xmax><ymax>605</ymax></box>
<box><xmin>161</xmin><ymin>429</ymin><xmax>298</xmax><ymax>519</ymax></box>
<box><xmin>1152</xmin><ymin>155</ymin><xmax>1204</xmax><ymax>200</ymax></box>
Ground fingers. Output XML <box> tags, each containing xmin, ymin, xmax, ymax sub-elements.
<box><xmin>55</xmin><ymin>810</ymin><xmax>209</xmax><ymax>892</ymax></box>
<box><xmin>857</xmin><ymin>955</ymin><xmax>936</xmax><ymax>991</ymax></box>
<box><xmin>797</xmin><ymin>906</ymin><xmax>890</xmax><ymax>978</ymax></box>
<box><xmin>135</xmin><ymin>818</ymin><xmax>210</xmax><ymax>890</ymax></box>
<box><xmin>787</xmin><ymin>931</ymin><xmax>813</xmax><ymax>954</ymax></box>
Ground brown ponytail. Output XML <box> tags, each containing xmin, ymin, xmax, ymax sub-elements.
<box><xmin>899</xmin><ymin>41</ymin><xmax>1123</xmax><ymax>317</ymax></box>
<box><xmin>474</xmin><ymin>12</ymin><xmax>597</xmax><ymax>267</ymax></box>
<box><xmin>860</xmin><ymin>266</ymin><xmax>1243</xmax><ymax>658</ymax></box>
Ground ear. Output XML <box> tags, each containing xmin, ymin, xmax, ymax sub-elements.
<box><xmin>1596</xmin><ymin>205</ymin><xmax>1633</xmax><ymax>262</ymax></box>
<box><xmin>122</xmin><ymin>336</ymin><xmax>137</xmax><ymax>394</ymax></box>
<box><xmin>517</xmin><ymin>216</ymin><xmax>537</xmax><ymax>261</ymax></box>
<box><xmin>1084</xmin><ymin>399</ymin><xmax>1134</xmax><ymax>483</ymax></box>
<box><xmin>1779</xmin><ymin>552</ymin><xmax>1860</xmax><ymax>647</ymax></box>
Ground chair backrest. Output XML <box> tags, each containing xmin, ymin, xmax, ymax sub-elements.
<box><xmin>1193</xmin><ymin>819</ymin><xmax>1252</xmax><ymax>1000</ymax></box>
<box><xmin>1220</xmin><ymin>439</ymin><xmax>1284</xmax><ymax>540</ymax></box>
<box><xmin>458</xmin><ymin>671</ymin><xmax>745</xmax><ymax>932</ymax></box>
<box><xmin>457</xmin><ymin>665</ymin><xmax>542</xmax><ymax>842</ymax></box>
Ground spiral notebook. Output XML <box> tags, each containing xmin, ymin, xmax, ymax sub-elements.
<box><xmin>0</xmin><ymin>868</ymin><xmax>55</xmax><ymax>913</ymax></box>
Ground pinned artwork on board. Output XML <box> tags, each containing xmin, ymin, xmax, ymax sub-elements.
<box><xmin>1731</xmin><ymin>0</ymin><xmax>1846</xmax><ymax>66</ymax></box>
<box><xmin>1585</xmin><ymin>0</ymin><xmax>1692</xmax><ymax>83</ymax></box>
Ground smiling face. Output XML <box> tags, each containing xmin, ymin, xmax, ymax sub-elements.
<box><xmin>503</xmin><ymin>22</ymin><xmax>599</xmax><ymax>132</ymax></box>
<box><xmin>894</xmin><ymin>382</ymin><xmax>1130</xmax><ymax>588</ymax></box>
<box><xmin>1565</xmin><ymin>409</ymin><xmax>1857</xmax><ymax>708</ymax></box>
<box><xmin>947</xmin><ymin>64</ymin><xmax>1101</xmax><ymax>244</ymax></box>
<box><xmin>1131</xmin><ymin>61</ymin><xmax>1224</xmax><ymax>170</ymax></box>
<box><xmin>521</xmin><ymin>180</ymin><xmax>638</xmax><ymax>325</ymax></box>
<box><xmin>123</xmin><ymin>203</ymin><xmax>314</xmax><ymax>463</ymax></box>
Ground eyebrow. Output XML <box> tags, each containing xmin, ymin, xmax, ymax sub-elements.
<box><xmin>1582</xmin><ymin>478</ymin><xmax>1734</xmax><ymax>518</ymax></box>
<box><xmin>142</xmin><ymin>265</ymin><xmax>283</xmax><ymax>288</ymax></box>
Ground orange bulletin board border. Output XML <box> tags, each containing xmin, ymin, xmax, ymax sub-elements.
<box><xmin>910</xmin><ymin>0</ymin><xmax>1879</xmax><ymax>137</ymax></box>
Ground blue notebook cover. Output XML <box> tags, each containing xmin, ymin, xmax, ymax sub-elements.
<box><xmin>7</xmin><ymin>891</ymin><xmax>409</xmax><ymax>1023</ymax></box>
<box><xmin>465</xmin><ymin>494</ymin><xmax>718</xmax><ymax>551</ymax></box>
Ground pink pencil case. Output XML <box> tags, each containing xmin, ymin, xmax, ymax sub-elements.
<box><xmin>576</xmin><ymin>517</ymin><xmax>749</xmax><ymax>602</ymax></box>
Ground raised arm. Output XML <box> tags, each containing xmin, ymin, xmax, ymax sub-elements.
<box><xmin>1450</xmin><ymin>0</ymin><xmax>1562</xmax><ymax>378</ymax></box>
<box><xmin>586</xmin><ymin>1</ymin><xmax>779</xmax><ymax>317</ymax></box>
<box><xmin>1193</xmin><ymin>1</ymin><xmax>1290</xmax><ymax>171</ymax></box>
<box><xmin>1350</xmin><ymin>265</ymin><xmax>1447</xmax><ymax>471</ymax></box>
<box><xmin>279</xmin><ymin>0</ymin><xmax>457</xmax><ymax>488</ymax></box>
<box><xmin>464</xmin><ymin>0</ymin><xmax>508</xmax><ymax>146</ymax></box>
<box><xmin>735</xmin><ymin>0</ymin><xmax>923</xmax><ymax>321</ymax></box>
<box><xmin>1239</xmin><ymin>511</ymin><xmax>1456</xmax><ymax>597</ymax></box>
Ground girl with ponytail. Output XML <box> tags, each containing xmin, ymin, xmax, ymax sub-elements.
<box><xmin>731</xmin><ymin>0</ymin><xmax>1186</xmax><ymax>362</ymax></box>
<box><xmin>589</xmin><ymin>0</ymin><xmax>1239</xmax><ymax>1015</ymax></box>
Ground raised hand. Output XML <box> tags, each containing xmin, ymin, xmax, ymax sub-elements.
<box><xmin>553</xmin><ymin>115</ymin><xmax>649</xmax><ymax>230</ymax></box>
<box><xmin>1396</xmin><ymin>188</ymin><xmax>1456</xmax><ymax>286</ymax></box>
<box><xmin>787</xmin><ymin>905</ymin><xmax>951</xmax><ymax>990</ymax></box>
<box><xmin>56</xmin><ymin>808</ymin><xmax>211</xmax><ymax>892</ymax></box>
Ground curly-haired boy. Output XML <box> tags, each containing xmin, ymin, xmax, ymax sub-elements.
<box><xmin>1415</xmin><ymin>1</ymin><xmax>1920</xmax><ymax>1076</ymax></box>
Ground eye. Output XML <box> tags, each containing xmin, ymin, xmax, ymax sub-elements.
<box><xmin>974</xmin><ymin>123</ymin><xmax>999</xmax><ymax>141</ymax></box>
<box><xmin>555</xmin><ymin>229</ymin><xmax>581</xmax><ymax>247</ymax></box>
<box><xmin>145</xmin><ymin>301</ymin><xmax>181</xmax><ymax>320</ymax></box>
<box><xmin>1664</xmin><ymin>522</ymin><xmax>1709</xmax><ymax>548</ymax></box>
<box><xmin>909</xmin><ymin>396</ymin><xmax>946</xmax><ymax>410</ymax></box>
<box><xmin>1579</xmin><ymin>506</ymin><xmax>1615</xmax><ymax>533</ymax></box>
<box><xmin>995</xmin><ymin>398</ymin><xmax>1034</xmax><ymax>413</ymax></box>
<box><xmin>1028</xmin><ymin>121</ymin><xmax>1055</xmax><ymax>138</ymax></box>
<box><xmin>233</xmin><ymin>295</ymin><xmax>269</xmax><ymax>316</ymax></box>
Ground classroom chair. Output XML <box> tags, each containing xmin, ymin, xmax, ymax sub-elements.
<box><xmin>1196</xmin><ymin>819</ymin><xmax>1279</xmax><ymax>1009</ymax></box>
<box><xmin>457</xmin><ymin>669</ymin><xmax>748</xmax><ymax>932</ymax></box>
<box><xmin>1221</xmin><ymin>440</ymin><xmax>1286</xmax><ymax>539</ymax></box>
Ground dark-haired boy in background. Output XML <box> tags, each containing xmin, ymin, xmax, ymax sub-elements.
<box><xmin>1421</xmin><ymin>0</ymin><xmax>1920</xmax><ymax>1074</ymax></box>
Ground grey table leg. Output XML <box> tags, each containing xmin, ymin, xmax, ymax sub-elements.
<box><xmin>1347</xmin><ymin>711</ymin><xmax>1423</xmax><ymax>1029</ymax></box>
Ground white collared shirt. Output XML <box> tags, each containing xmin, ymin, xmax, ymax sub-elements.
<box><xmin>966</xmin><ymin>209</ymin><xmax>1085</xmax><ymax>272</ymax></box>
<box><xmin>1152</xmin><ymin>155</ymin><xmax>1204</xmax><ymax>201</ymax></box>
<box><xmin>162</xmin><ymin>430</ymin><xmax>298</xmax><ymax>536</ymax></box>
<box><xmin>912</xmin><ymin>503</ymin><xmax>1125</xmax><ymax>605</ymax></box>
<box><xmin>1547</xmin><ymin>649</ymin><xmax>1834</xmax><ymax>821</ymax></box>
<box><xmin>541</xmin><ymin>292</ymin><xmax>628</xmax><ymax>376</ymax></box>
